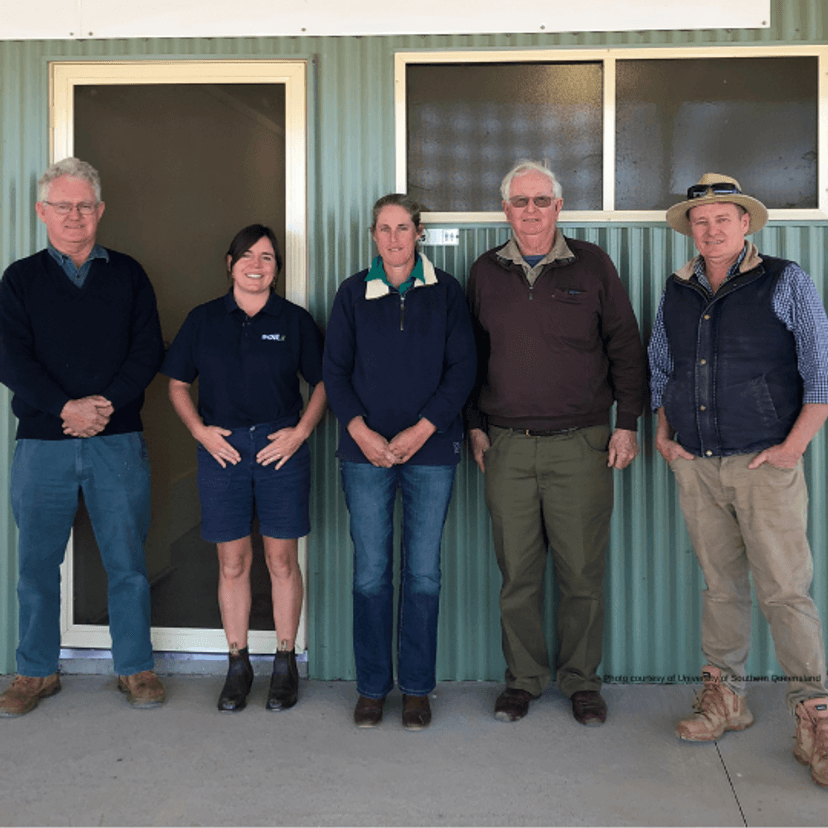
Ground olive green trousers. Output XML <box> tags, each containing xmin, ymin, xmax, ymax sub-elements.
<box><xmin>484</xmin><ymin>425</ymin><xmax>613</xmax><ymax>698</ymax></box>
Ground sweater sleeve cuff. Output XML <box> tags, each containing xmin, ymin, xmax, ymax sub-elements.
<box><xmin>464</xmin><ymin>407</ymin><xmax>487</xmax><ymax>433</ymax></box>
<box><xmin>614</xmin><ymin>411</ymin><xmax>640</xmax><ymax>432</ymax></box>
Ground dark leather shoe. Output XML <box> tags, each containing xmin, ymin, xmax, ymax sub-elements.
<box><xmin>494</xmin><ymin>687</ymin><xmax>536</xmax><ymax>722</ymax></box>
<box><xmin>354</xmin><ymin>695</ymin><xmax>385</xmax><ymax>728</ymax></box>
<box><xmin>266</xmin><ymin>650</ymin><xmax>299</xmax><ymax>711</ymax></box>
<box><xmin>217</xmin><ymin>648</ymin><xmax>253</xmax><ymax>712</ymax></box>
<box><xmin>402</xmin><ymin>694</ymin><xmax>432</xmax><ymax>730</ymax></box>
<box><xmin>571</xmin><ymin>690</ymin><xmax>607</xmax><ymax>726</ymax></box>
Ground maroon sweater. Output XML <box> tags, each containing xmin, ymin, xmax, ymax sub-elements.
<box><xmin>466</xmin><ymin>235</ymin><xmax>646</xmax><ymax>433</ymax></box>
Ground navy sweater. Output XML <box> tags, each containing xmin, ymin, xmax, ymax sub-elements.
<box><xmin>0</xmin><ymin>249</ymin><xmax>164</xmax><ymax>440</ymax></box>
<box><xmin>323</xmin><ymin>261</ymin><xmax>477</xmax><ymax>465</ymax></box>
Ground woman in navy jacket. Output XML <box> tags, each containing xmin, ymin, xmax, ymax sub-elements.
<box><xmin>323</xmin><ymin>194</ymin><xmax>476</xmax><ymax>729</ymax></box>
<box><xmin>163</xmin><ymin>225</ymin><xmax>326</xmax><ymax>713</ymax></box>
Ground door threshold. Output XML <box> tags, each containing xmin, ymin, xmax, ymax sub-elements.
<box><xmin>58</xmin><ymin>648</ymin><xmax>309</xmax><ymax>677</ymax></box>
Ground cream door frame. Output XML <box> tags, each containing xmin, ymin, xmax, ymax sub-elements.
<box><xmin>49</xmin><ymin>59</ymin><xmax>309</xmax><ymax>655</ymax></box>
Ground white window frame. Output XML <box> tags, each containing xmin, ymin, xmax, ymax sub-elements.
<box><xmin>395</xmin><ymin>46</ymin><xmax>828</xmax><ymax>224</ymax></box>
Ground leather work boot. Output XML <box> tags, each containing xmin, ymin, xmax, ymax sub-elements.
<box><xmin>494</xmin><ymin>688</ymin><xmax>537</xmax><ymax>722</ymax></box>
<box><xmin>794</xmin><ymin>697</ymin><xmax>828</xmax><ymax>787</ymax></box>
<box><xmin>217</xmin><ymin>647</ymin><xmax>254</xmax><ymax>712</ymax></box>
<box><xmin>265</xmin><ymin>649</ymin><xmax>299</xmax><ymax>711</ymax></box>
<box><xmin>675</xmin><ymin>666</ymin><xmax>754</xmax><ymax>741</ymax></box>
<box><xmin>571</xmin><ymin>690</ymin><xmax>608</xmax><ymax>726</ymax></box>
<box><xmin>118</xmin><ymin>670</ymin><xmax>166</xmax><ymax>708</ymax></box>
<box><xmin>402</xmin><ymin>694</ymin><xmax>432</xmax><ymax>730</ymax></box>
<box><xmin>0</xmin><ymin>673</ymin><xmax>61</xmax><ymax>718</ymax></box>
<box><xmin>354</xmin><ymin>695</ymin><xmax>385</xmax><ymax>728</ymax></box>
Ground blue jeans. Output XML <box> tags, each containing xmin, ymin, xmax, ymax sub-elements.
<box><xmin>11</xmin><ymin>434</ymin><xmax>154</xmax><ymax>677</ymax></box>
<box><xmin>341</xmin><ymin>461</ymin><xmax>456</xmax><ymax>698</ymax></box>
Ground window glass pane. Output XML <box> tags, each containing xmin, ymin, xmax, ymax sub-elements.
<box><xmin>407</xmin><ymin>63</ymin><xmax>603</xmax><ymax>212</ymax></box>
<box><xmin>616</xmin><ymin>57</ymin><xmax>817</xmax><ymax>210</ymax></box>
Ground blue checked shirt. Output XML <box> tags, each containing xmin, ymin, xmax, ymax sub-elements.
<box><xmin>649</xmin><ymin>249</ymin><xmax>828</xmax><ymax>410</ymax></box>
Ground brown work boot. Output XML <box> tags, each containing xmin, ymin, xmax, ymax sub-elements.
<box><xmin>118</xmin><ymin>670</ymin><xmax>165</xmax><ymax>708</ymax></box>
<box><xmin>794</xmin><ymin>697</ymin><xmax>828</xmax><ymax>787</ymax></box>
<box><xmin>675</xmin><ymin>666</ymin><xmax>753</xmax><ymax>741</ymax></box>
<box><xmin>0</xmin><ymin>673</ymin><xmax>61</xmax><ymax>718</ymax></box>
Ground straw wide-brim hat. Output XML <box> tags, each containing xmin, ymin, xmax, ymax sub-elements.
<box><xmin>666</xmin><ymin>173</ymin><xmax>768</xmax><ymax>236</ymax></box>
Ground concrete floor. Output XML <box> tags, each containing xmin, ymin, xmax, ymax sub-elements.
<box><xmin>1</xmin><ymin>675</ymin><xmax>826</xmax><ymax>827</ymax></box>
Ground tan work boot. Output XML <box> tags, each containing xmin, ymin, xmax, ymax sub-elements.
<box><xmin>676</xmin><ymin>666</ymin><xmax>754</xmax><ymax>741</ymax></box>
<box><xmin>794</xmin><ymin>697</ymin><xmax>828</xmax><ymax>787</ymax></box>
<box><xmin>118</xmin><ymin>670</ymin><xmax>165</xmax><ymax>708</ymax></box>
<box><xmin>0</xmin><ymin>673</ymin><xmax>61</xmax><ymax>718</ymax></box>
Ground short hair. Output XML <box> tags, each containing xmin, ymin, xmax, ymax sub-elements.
<box><xmin>500</xmin><ymin>160</ymin><xmax>563</xmax><ymax>202</ymax></box>
<box><xmin>370</xmin><ymin>193</ymin><xmax>422</xmax><ymax>231</ymax></box>
<box><xmin>38</xmin><ymin>157</ymin><xmax>102</xmax><ymax>202</ymax></box>
<box><xmin>226</xmin><ymin>224</ymin><xmax>283</xmax><ymax>282</ymax></box>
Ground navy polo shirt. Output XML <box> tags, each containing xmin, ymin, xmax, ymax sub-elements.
<box><xmin>161</xmin><ymin>291</ymin><xmax>323</xmax><ymax>428</ymax></box>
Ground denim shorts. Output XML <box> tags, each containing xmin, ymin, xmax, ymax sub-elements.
<box><xmin>197</xmin><ymin>422</ymin><xmax>311</xmax><ymax>543</ymax></box>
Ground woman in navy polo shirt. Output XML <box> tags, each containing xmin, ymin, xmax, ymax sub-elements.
<box><xmin>162</xmin><ymin>224</ymin><xmax>326</xmax><ymax>713</ymax></box>
<box><xmin>323</xmin><ymin>194</ymin><xmax>476</xmax><ymax>729</ymax></box>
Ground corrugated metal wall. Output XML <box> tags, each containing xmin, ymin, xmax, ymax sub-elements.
<box><xmin>1</xmin><ymin>0</ymin><xmax>827</xmax><ymax>679</ymax></box>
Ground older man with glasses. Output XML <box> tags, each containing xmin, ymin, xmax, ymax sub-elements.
<box><xmin>466</xmin><ymin>160</ymin><xmax>646</xmax><ymax>726</ymax></box>
<box><xmin>650</xmin><ymin>172</ymin><xmax>828</xmax><ymax>787</ymax></box>
<box><xmin>0</xmin><ymin>157</ymin><xmax>165</xmax><ymax>717</ymax></box>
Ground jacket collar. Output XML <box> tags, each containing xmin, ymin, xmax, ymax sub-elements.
<box><xmin>365</xmin><ymin>252</ymin><xmax>437</xmax><ymax>300</ymax></box>
<box><xmin>674</xmin><ymin>241</ymin><xmax>763</xmax><ymax>282</ymax></box>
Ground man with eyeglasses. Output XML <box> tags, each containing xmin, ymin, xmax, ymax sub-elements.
<box><xmin>466</xmin><ymin>160</ymin><xmax>646</xmax><ymax>726</ymax></box>
<box><xmin>650</xmin><ymin>173</ymin><xmax>828</xmax><ymax>787</ymax></box>
<box><xmin>0</xmin><ymin>157</ymin><xmax>165</xmax><ymax>717</ymax></box>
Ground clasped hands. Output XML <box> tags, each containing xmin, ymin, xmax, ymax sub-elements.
<box><xmin>348</xmin><ymin>416</ymin><xmax>436</xmax><ymax>468</ymax></box>
<box><xmin>61</xmin><ymin>396</ymin><xmax>113</xmax><ymax>437</ymax></box>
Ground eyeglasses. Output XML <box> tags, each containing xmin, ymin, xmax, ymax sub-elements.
<box><xmin>686</xmin><ymin>182</ymin><xmax>741</xmax><ymax>200</ymax></box>
<box><xmin>509</xmin><ymin>196</ymin><xmax>556</xmax><ymax>209</ymax></box>
<box><xmin>43</xmin><ymin>201</ymin><xmax>99</xmax><ymax>215</ymax></box>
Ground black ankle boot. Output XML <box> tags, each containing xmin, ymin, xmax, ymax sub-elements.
<box><xmin>265</xmin><ymin>649</ymin><xmax>298</xmax><ymax>711</ymax></box>
<box><xmin>217</xmin><ymin>647</ymin><xmax>253</xmax><ymax>712</ymax></box>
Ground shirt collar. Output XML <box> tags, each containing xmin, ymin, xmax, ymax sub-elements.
<box><xmin>223</xmin><ymin>289</ymin><xmax>283</xmax><ymax>316</ymax></box>
<box><xmin>497</xmin><ymin>231</ymin><xmax>575</xmax><ymax>268</ymax></box>
<box><xmin>47</xmin><ymin>242</ymin><xmax>109</xmax><ymax>268</ymax></box>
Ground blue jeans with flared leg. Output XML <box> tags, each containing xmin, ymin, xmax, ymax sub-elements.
<box><xmin>11</xmin><ymin>434</ymin><xmax>154</xmax><ymax>677</ymax></box>
<box><xmin>340</xmin><ymin>461</ymin><xmax>456</xmax><ymax>699</ymax></box>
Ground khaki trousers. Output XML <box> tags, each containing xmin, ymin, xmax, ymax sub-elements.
<box><xmin>671</xmin><ymin>454</ymin><xmax>827</xmax><ymax>711</ymax></box>
<box><xmin>484</xmin><ymin>425</ymin><xmax>613</xmax><ymax>698</ymax></box>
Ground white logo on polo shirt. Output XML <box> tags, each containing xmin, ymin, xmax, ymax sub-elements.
<box><xmin>261</xmin><ymin>333</ymin><xmax>286</xmax><ymax>341</ymax></box>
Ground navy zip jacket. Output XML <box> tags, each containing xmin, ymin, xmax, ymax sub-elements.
<box><xmin>0</xmin><ymin>248</ymin><xmax>164</xmax><ymax>440</ymax></box>
<box><xmin>323</xmin><ymin>254</ymin><xmax>477</xmax><ymax>465</ymax></box>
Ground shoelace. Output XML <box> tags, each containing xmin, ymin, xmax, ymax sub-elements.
<box><xmin>692</xmin><ymin>684</ymin><xmax>728</xmax><ymax>720</ymax></box>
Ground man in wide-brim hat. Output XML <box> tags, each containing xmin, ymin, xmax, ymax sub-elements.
<box><xmin>650</xmin><ymin>172</ymin><xmax>828</xmax><ymax>788</ymax></box>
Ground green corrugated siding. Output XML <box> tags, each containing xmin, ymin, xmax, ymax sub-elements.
<box><xmin>1</xmin><ymin>0</ymin><xmax>827</xmax><ymax>677</ymax></box>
